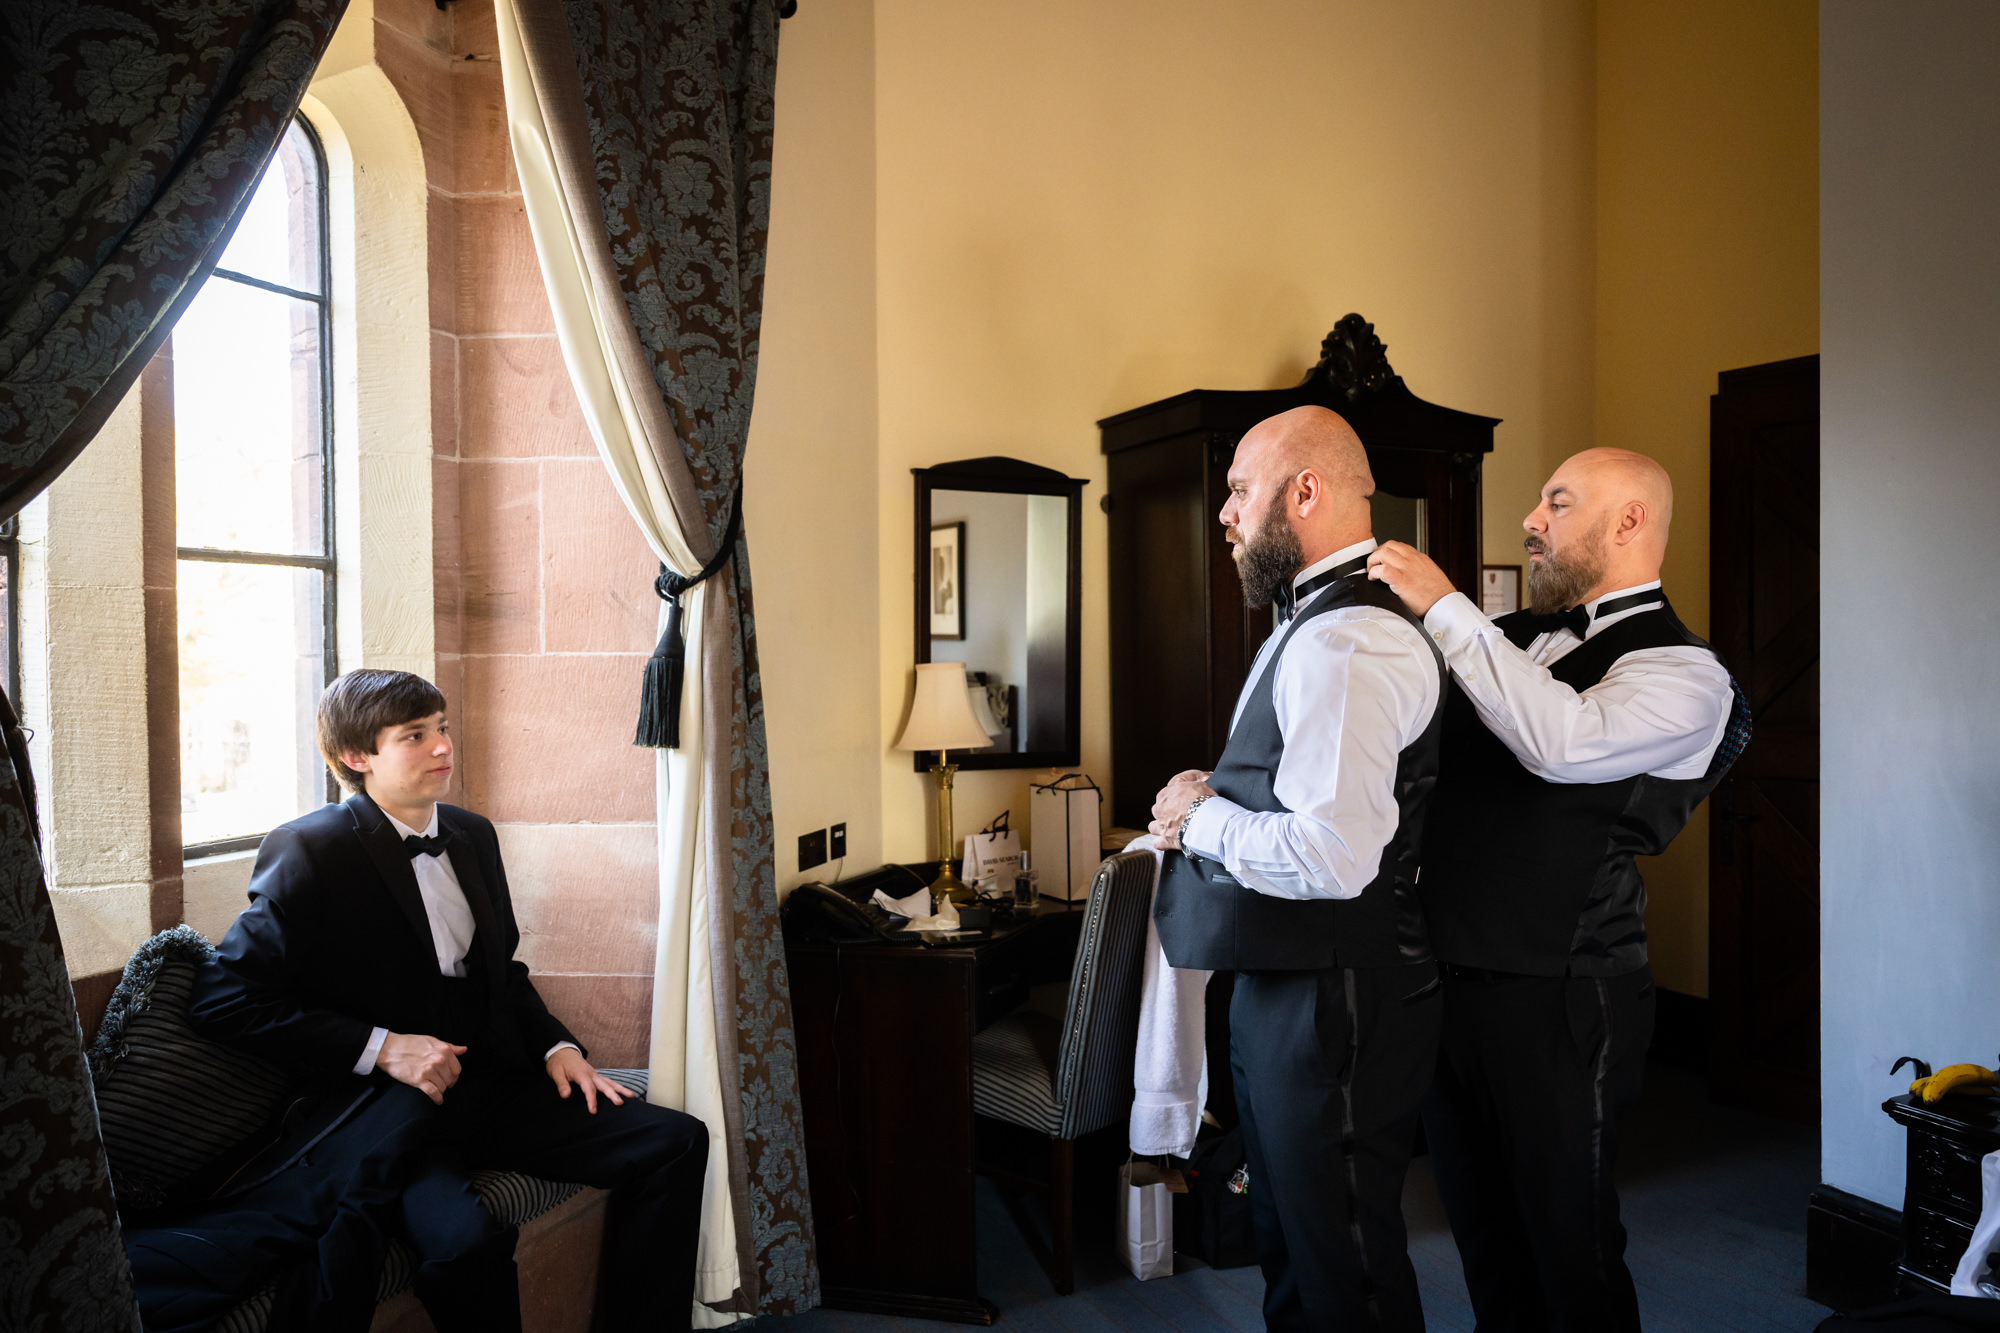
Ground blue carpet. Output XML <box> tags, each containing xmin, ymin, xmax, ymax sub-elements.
<box><xmin>765</xmin><ymin>1062</ymin><xmax>1827</xmax><ymax>1331</ymax></box>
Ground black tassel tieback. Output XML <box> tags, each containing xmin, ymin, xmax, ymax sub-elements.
<box><xmin>636</xmin><ymin>484</ymin><xmax>743</xmax><ymax>749</ymax></box>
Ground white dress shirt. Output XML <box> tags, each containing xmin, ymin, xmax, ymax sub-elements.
<box><xmin>351</xmin><ymin>807</ymin><xmax>577</xmax><ymax>1075</ymax></box>
<box><xmin>1180</xmin><ymin>539</ymin><xmax>1442</xmax><ymax>901</ymax></box>
<box><xmin>1420</xmin><ymin>580</ymin><xmax>1732</xmax><ymax>783</ymax></box>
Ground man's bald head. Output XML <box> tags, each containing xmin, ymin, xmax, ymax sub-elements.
<box><xmin>1522</xmin><ymin>446</ymin><xmax>1676</xmax><ymax>612</ymax></box>
<box><xmin>1239</xmin><ymin>405</ymin><xmax>1375</xmax><ymax>499</ymax></box>
<box><xmin>1558</xmin><ymin>447</ymin><xmax>1675</xmax><ymax>539</ymax></box>
<box><xmin>1220</xmin><ymin>407</ymin><xmax>1377</xmax><ymax>606</ymax></box>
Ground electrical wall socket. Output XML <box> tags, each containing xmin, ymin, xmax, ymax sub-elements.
<box><xmin>798</xmin><ymin>828</ymin><xmax>828</xmax><ymax>872</ymax></box>
<box><xmin>830</xmin><ymin>822</ymin><xmax>848</xmax><ymax>859</ymax></box>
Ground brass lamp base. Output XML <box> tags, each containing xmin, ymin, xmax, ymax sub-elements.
<box><xmin>928</xmin><ymin>751</ymin><xmax>981</xmax><ymax>911</ymax></box>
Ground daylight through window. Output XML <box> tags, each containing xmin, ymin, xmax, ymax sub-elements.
<box><xmin>177</xmin><ymin>118</ymin><xmax>336</xmax><ymax>854</ymax></box>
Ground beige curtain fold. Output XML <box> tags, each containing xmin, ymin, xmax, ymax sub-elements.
<box><xmin>494</xmin><ymin>1</ymin><xmax>747</xmax><ymax>1322</ymax></box>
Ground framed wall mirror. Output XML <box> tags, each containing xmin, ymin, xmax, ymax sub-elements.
<box><xmin>912</xmin><ymin>458</ymin><xmax>1087</xmax><ymax>771</ymax></box>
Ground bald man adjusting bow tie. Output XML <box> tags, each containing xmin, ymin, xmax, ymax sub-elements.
<box><xmin>1148</xmin><ymin>406</ymin><xmax>1447</xmax><ymax>1333</ymax></box>
<box><xmin>1367</xmin><ymin>449</ymin><xmax>1749</xmax><ymax>1333</ymax></box>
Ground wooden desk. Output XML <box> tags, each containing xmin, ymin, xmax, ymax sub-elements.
<box><xmin>788</xmin><ymin>878</ymin><xmax>1085</xmax><ymax>1324</ymax></box>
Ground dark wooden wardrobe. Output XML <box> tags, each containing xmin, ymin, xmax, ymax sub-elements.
<box><xmin>1098</xmin><ymin>315</ymin><xmax>1499</xmax><ymax>829</ymax></box>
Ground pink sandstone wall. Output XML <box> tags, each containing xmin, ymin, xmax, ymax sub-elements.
<box><xmin>375</xmin><ymin>0</ymin><xmax>661</xmax><ymax>1067</ymax></box>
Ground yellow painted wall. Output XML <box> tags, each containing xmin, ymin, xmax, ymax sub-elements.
<box><xmin>752</xmin><ymin>0</ymin><xmax>887</xmax><ymax>893</ymax></box>
<box><xmin>872</xmin><ymin>0</ymin><xmax>1597</xmax><ymax>861</ymax></box>
<box><xmin>752</xmin><ymin>0</ymin><xmax>1817</xmax><ymax>955</ymax></box>
<box><xmin>1595</xmin><ymin>0</ymin><xmax>1818</xmax><ymax>996</ymax></box>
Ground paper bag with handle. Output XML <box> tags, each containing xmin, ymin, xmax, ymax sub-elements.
<box><xmin>1116</xmin><ymin>1158</ymin><xmax>1175</xmax><ymax>1280</ymax></box>
<box><xmin>962</xmin><ymin>810</ymin><xmax>1023</xmax><ymax>887</ymax></box>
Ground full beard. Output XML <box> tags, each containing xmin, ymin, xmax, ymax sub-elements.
<box><xmin>1525</xmin><ymin>522</ymin><xmax>1609</xmax><ymax>614</ymax></box>
<box><xmin>1233</xmin><ymin>490</ymin><xmax>1305</xmax><ymax>608</ymax></box>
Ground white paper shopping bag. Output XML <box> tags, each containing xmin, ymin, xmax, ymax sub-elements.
<box><xmin>1030</xmin><ymin>774</ymin><xmax>1102</xmax><ymax>902</ymax></box>
<box><xmin>962</xmin><ymin>810</ymin><xmax>1023</xmax><ymax>886</ymax></box>
<box><xmin>1116</xmin><ymin>1160</ymin><xmax>1174</xmax><ymax>1280</ymax></box>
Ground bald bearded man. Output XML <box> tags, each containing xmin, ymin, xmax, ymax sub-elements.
<box><xmin>1149</xmin><ymin>407</ymin><xmax>1447</xmax><ymax>1332</ymax></box>
<box><xmin>1368</xmin><ymin>449</ymin><xmax>1748</xmax><ymax>1332</ymax></box>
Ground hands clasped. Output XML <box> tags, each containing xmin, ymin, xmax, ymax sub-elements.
<box><xmin>1149</xmin><ymin>769</ymin><xmax>1216</xmax><ymax>850</ymax></box>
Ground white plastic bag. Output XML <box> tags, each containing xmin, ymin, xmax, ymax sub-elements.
<box><xmin>1116</xmin><ymin>1159</ymin><xmax>1174</xmax><ymax>1281</ymax></box>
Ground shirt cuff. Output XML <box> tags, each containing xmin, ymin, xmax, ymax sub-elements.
<box><xmin>1422</xmin><ymin>590</ymin><xmax>1492</xmax><ymax>658</ymax></box>
<box><xmin>353</xmin><ymin>1026</ymin><xmax>388</xmax><ymax>1076</ymax></box>
<box><xmin>544</xmin><ymin>1041</ymin><xmax>581</xmax><ymax>1064</ymax></box>
<box><xmin>1182</xmin><ymin>794</ymin><xmax>1244</xmax><ymax>862</ymax></box>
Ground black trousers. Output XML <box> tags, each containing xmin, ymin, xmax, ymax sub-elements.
<box><xmin>1230</xmin><ymin>960</ymin><xmax>1442</xmax><ymax>1333</ymax></box>
<box><xmin>1421</xmin><ymin>964</ymin><xmax>1655</xmax><ymax>1333</ymax></box>
<box><xmin>127</xmin><ymin>1082</ymin><xmax>439</xmax><ymax>1333</ymax></box>
<box><xmin>405</xmin><ymin>1054</ymin><xmax>709</xmax><ymax>1333</ymax></box>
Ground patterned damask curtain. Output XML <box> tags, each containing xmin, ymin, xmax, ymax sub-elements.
<box><xmin>0</xmin><ymin>2</ymin><xmax>347</xmax><ymax>1325</ymax></box>
<box><xmin>496</xmin><ymin>0</ymin><xmax>811</xmax><ymax>1320</ymax></box>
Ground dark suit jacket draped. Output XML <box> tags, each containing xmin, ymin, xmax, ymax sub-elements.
<box><xmin>190</xmin><ymin>794</ymin><xmax>579</xmax><ymax>1079</ymax></box>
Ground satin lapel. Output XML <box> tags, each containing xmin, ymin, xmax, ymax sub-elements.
<box><xmin>440</xmin><ymin>810</ymin><xmax>508</xmax><ymax>982</ymax></box>
<box><xmin>348</xmin><ymin>795</ymin><xmax>436</xmax><ymax>959</ymax></box>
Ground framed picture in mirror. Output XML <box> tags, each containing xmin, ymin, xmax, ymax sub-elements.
<box><xmin>929</xmin><ymin>521</ymin><xmax>965</xmax><ymax>640</ymax></box>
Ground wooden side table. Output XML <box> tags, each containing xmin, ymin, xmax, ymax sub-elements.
<box><xmin>1883</xmin><ymin>1094</ymin><xmax>2000</xmax><ymax>1292</ymax></box>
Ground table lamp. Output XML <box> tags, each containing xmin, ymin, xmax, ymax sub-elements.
<box><xmin>894</xmin><ymin>662</ymin><xmax>994</xmax><ymax>909</ymax></box>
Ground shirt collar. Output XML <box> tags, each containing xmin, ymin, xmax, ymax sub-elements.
<box><xmin>1292</xmin><ymin>537</ymin><xmax>1379</xmax><ymax>593</ymax></box>
<box><xmin>1580</xmin><ymin>579</ymin><xmax>1664</xmax><ymax>639</ymax></box>
<box><xmin>384</xmin><ymin>806</ymin><xmax>440</xmax><ymax>840</ymax></box>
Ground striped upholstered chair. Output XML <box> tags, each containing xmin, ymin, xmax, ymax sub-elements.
<box><xmin>971</xmin><ymin>849</ymin><xmax>1156</xmax><ymax>1293</ymax></box>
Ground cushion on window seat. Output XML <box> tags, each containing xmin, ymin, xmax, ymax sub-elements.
<box><xmin>86</xmin><ymin>926</ymin><xmax>296</xmax><ymax>1213</ymax></box>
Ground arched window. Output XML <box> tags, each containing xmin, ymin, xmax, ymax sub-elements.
<box><xmin>176</xmin><ymin>117</ymin><xmax>336</xmax><ymax>854</ymax></box>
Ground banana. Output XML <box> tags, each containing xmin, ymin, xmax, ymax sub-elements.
<box><xmin>1910</xmin><ymin>1063</ymin><xmax>2000</xmax><ymax>1103</ymax></box>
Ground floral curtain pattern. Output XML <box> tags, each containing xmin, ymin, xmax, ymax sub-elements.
<box><xmin>0</xmin><ymin>690</ymin><xmax>138</xmax><ymax>1330</ymax></box>
<box><xmin>497</xmin><ymin>0</ymin><xmax>812</xmax><ymax>1318</ymax></box>
<box><xmin>0</xmin><ymin>0</ymin><xmax>349</xmax><ymax>516</ymax></box>
<box><xmin>0</xmin><ymin>3</ymin><xmax>347</xmax><ymax>1325</ymax></box>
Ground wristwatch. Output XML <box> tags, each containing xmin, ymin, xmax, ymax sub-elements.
<box><xmin>1178</xmin><ymin>793</ymin><xmax>1212</xmax><ymax>849</ymax></box>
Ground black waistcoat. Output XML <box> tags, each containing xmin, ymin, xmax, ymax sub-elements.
<box><xmin>1153</xmin><ymin>572</ymin><xmax>1446</xmax><ymax>972</ymax></box>
<box><xmin>1418</xmin><ymin>601</ymin><xmax>1750</xmax><ymax>978</ymax></box>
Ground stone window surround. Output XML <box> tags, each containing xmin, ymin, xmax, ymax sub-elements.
<box><xmin>22</xmin><ymin>61</ymin><xmax>435</xmax><ymax>967</ymax></box>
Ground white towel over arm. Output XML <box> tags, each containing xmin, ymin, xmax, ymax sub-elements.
<box><xmin>1125</xmin><ymin>835</ymin><xmax>1212</xmax><ymax>1157</ymax></box>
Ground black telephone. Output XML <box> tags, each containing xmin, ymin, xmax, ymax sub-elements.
<box><xmin>780</xmin><ymin>881</ymin><xmax>917</xmax><ymax>946</ymax></box>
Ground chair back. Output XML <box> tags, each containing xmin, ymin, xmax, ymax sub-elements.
<box><xmin>1051</xmin><ymin>850</ymin><xmax>1156</xmax><ymax>1140</ymax></box>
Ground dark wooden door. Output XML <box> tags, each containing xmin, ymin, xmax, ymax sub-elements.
<box><xmin>1708</xmin><ymin>354</ymin><xmax>1820</xmax><ymax>1123</ymax></box>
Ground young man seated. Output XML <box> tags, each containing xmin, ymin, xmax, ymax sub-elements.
<box><xmin>188</xmin><ymin>669</ymin><xmax>707</xmax><ymax>1332</ymax></box>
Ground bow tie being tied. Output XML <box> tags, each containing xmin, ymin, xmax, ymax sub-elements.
<box><xmin>1276</xmin><ymin>553</ymin><xmax>1372</xmax><ymax>621</ymax></box>
<box><xmin>404</xmin><ymin>831</ymin><xmax>451</xmax><ymax>859</ymax></box>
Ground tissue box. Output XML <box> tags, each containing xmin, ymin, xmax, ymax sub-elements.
<box><xmin>1030</xmin><ymin>774</ymin><xmax>1102</xmax><ymax>903</ymax></box>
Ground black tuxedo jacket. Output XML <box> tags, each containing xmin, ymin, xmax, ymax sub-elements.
<box><xmin>190</xmin><ymin>794</ymin><xmax>579</xmax><ymax>1080</ymax></box>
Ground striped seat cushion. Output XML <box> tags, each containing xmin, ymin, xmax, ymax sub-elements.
<box><xmin>211</xmin><ymin>1068</ymin><xmax>654</xmax><ymax>1332</ymax></box>
<box><xmin>88</xmin><ymin>927</ymin><xmax>296</xmax><ymax>1213</ymax></box>
<box><xmin>972</xmin><ymin>1013</ymin><xmax>1065</xmax><ymax>1135</ymax></box>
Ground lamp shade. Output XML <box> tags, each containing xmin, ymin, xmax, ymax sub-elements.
<box><xmin>895</xmin><ymin>662</ymin><xmax>994</xmax><ymax>751</ymax></box>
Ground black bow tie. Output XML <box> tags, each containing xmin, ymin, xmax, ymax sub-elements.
<box><xmin>1519</xmin><ymin>588</ymin><xmax>1667</xmax><ymax>641</ymax></box>
<box><xmin>1520</xmin><ymin>605</ymin><xmax>1591</xmax><ymax>640</ymax></box>
<box><xmin>1276</xmin><ymin>553</ymin><xmax>1371</xmax><ymax>621</ymax></box>
<box><xmin>404</xmin><ymin>832</ymin><xmax>451</xmax><ymax>859</ymax></box>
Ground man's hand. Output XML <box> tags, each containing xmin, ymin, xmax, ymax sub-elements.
<box><xmin>547</xmin><ymin>1046</ymin><xmax>629</xmax><ymax>1115</ymax></box>
<box><xmin>1148</xmin><ymin>770</ymin><xmax>1216</xmax><ymax>850</ymax></box>
<box><xmin>1367</xmin><ymin>541</ymin><xmax>1457</xmax><ymax>618</ymax></box>
<box><xmin>378</xmin><ymin>1032</ymin><xmax>466</xmax><ymax>1105</ymax></box>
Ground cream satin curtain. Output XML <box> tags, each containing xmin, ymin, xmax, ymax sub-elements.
<box><xmin>494</xmin><ymin>1</ymin><xmax>742</xmax><ymax>1322</ymax></box>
